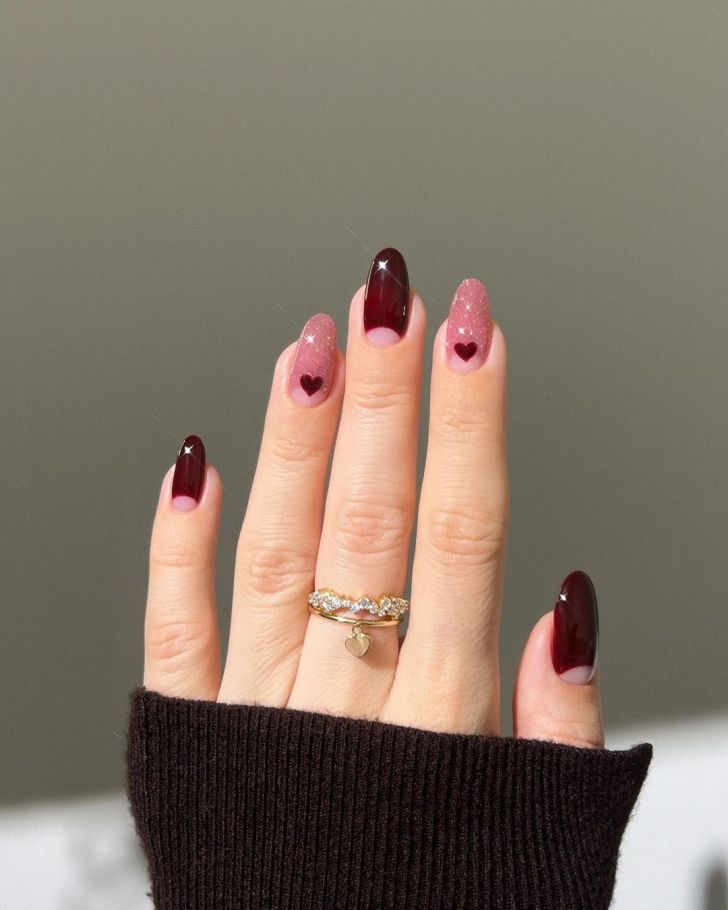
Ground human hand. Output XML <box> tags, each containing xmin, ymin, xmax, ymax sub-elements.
<box><xmin>142</xmin><ymin>248</ymin><xmax>603</xmax><ymax>750</ymax></box>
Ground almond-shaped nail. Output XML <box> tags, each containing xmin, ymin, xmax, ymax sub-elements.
<box><xmin>288</xmin><ymin>313</ymin><xmax>337</xmax><ymax>406</ymax></box>
<box><xmin>445</xmin><ymin>278</ymin><xmax>492</xmax><ymax>373</ymax></box>
<box><xmin>363</xmin><ymin>247</ymin><xmax>410</xmax><ymax>347</ymax></box>
<box><xmin>172</xmin><ymin>434</ymin><xmax>206</xmax><ymax>511</ymax></box>
<box><xmin>552</xmin><ymin>570</ymin><xmax>599</xmax><ymax>684</ymax></box>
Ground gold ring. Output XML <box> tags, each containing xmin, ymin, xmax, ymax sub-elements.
<box><xmin>307</xmin><ymin>601</ymin><xmax>405</xmax><ymax>659</ymax></box>
<box><xmin>308</xmin><ymin>587</ymin><xmax>409</xmax><ymax>620</ymax></box>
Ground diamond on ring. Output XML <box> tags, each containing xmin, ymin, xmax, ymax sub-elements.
<box><xmin>308</xmin><ymin>588</ymin><xmax>409</xmax><ymax>620</ymax></box>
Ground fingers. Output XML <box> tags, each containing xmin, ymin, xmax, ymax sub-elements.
<box><xmin>513</xmin><ymin>571</ymin><xmax>604</xmax><ymax>749</ymax></box>
<box><xmin>288</xmin><ymin>250</ymin><xmax>425</xmax><ymax>717</ymax></box>
<box><xmin>144</xmin><ymin>436</ymin><xmax>222</xmax><ymax>700</ymax></box>
<box><xmin>217</xmin><ymin>315</ymin><xmax>344</xmax><ymax>706</ymax></box>
<box><xmin>384</xmin><ymin>280</ymin><xmax>508</xmax><ymax>735</ymax></box>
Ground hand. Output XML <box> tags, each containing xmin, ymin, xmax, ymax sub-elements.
<box><xmin>142</xmin><ymin>248</ymin><xmax>603</xmax><ymax>750</ymax></box>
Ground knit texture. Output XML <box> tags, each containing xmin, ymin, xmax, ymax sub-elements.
<box><xmin>126</xmin><ymin>687</ymin><xmax>652</xmax><ymax>910</ymax></box>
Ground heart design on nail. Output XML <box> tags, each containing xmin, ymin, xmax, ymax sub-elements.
<box><xmin>454</xmin><ymin>341</ymin><xmax>478</xmax><ymax>361</ymax></box>
<box><xmin>300</xmin><ymin>374</ymin><xmax>323</xmax><ymax>396</ymax></box>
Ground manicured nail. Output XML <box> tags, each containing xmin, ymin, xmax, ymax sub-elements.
<box><xmin>552</xmin><ymin>570</ymin><xmax>599</xmax><ymax>684</ymax></box>
<box><xmin>288</xmin><ymin>313</ymin><xmax>337</xmax><ymax>406</ymax></box>
<box><xmin>363</xmin><ymin>247</ymin><xmax>410</xmax><ymax>347</ymax></box>
<box><xmin>445</xmin><ymin>278</ymin><xmax>492</xmax><ymax>373</ymax></box>
<box><xmin>172</xmin><ymin>434</ymin><xmax>206</xmax><ymax>511</ymax></box>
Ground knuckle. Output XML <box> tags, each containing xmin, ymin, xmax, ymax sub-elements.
<box><xmin>436</xmin><ymin>395</ymin><xmax>491</xmax><ymax>439</ymax></box>
<box><xmin>146</xmin><ymin>619</ymin><xmax>210</xmax><ymax>668</ymax></box>
<box><xmin>150</xmin><ymin>529</ymin><xmax>203</xmax><ymax>570</ymax></box>
<box><xmin>424</xmin><ymin>501</ymin><xmax>508</xmax><ymax>565</ymax></box>
<box><xmin>540</xmin><ymin>716</ymin><xmax>605</xmax><ymax>750</ymax></box>
<box><xmin>349</xmin><ymin>378</ymin><xmax>416</xmax><ymax>414</ymax></box>
<box><xmin>238</xmin><ymin>540</ymin><xmax>313</xmax><ymax>599</ymax></box>
<box><xmin>534</xmin><ymin>699</ymin><xmax>604</xmax><ymax>749</ymax></box>
<box><xmin>266</xmin><ymin>430</ymin><xmax>328</xmax><ymax>470</ymax></box>
<box><xmin>331</xmin><ymin>494</ymin><xmax>412</xmax><ymax>558</ymax></box>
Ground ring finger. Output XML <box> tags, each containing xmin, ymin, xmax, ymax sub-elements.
<box><xmin>288</xmin><ymin>249</ymin><xmax>425</xmax><ymax>717</ymax></box>
<box><xmin>384</xmin><ymin>279</ymin><xmax>509</xmax><ymax>735</ymax></box>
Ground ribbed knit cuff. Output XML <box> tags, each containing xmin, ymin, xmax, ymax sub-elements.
<box><xmin>126</xmin><ymin>687</ymin><xmax>652</xmax><ymax>910</ymax></box>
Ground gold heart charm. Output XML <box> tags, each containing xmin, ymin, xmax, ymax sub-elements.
<box><xmin>345</xmin><ymin>626</ymin><xmax>372</xmax><ymax>658</ymax></box>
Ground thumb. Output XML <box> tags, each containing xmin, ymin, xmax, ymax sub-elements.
<box><xmin>513</xmin><ymin>570</ymin><xmax>604</xmax><ymax>749</ymax></box>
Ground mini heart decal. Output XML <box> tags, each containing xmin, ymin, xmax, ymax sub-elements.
<box><xmin>300</xmin><ymin>374</ymin><xmax>323</xmax><ymax>396</ymax></box>
<box><xmin>345</xmin><ymin>631</ymin><xmax>372</xmax><ymax>658</ymax></box>
<box><xmin>454</xmin><ymin>341</ymin><xmax>478</xmax><ymax>361</ymax></box>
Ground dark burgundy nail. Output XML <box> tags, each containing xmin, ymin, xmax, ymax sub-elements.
<box><xmin>172</xmin><ymin>434</ymin><xmax>206</xmax><ymax>511</ymax></box>
<box><xmin>552</xmin><ymin>570</ymin><xmax>599</xmax><ymax>684</ymax></box>
<box><xmin>363</xmin><ymin>247</ymin><xmax>410</xmax><ymax>347</ymax></box>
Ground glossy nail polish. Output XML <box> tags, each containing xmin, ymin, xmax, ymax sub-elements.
<box><xmin>552</xmin><ymin>570</ymin><xmax>599</xmax><ymax>684</ymax></box>
<box><xmin>172</xmin><ymin>434</ymin><xmax>206</xmax><ymax>511</ymax></box>
<box><xmin>363</xmin><ymin>247</ymin><xmax>410</xmax><ymax>347</ymax></box>
<box><xmin>445</xmin><ymin>278</ymin><xmax>492</xmax><ymax>373</ymax></box>
<box><xmin>288</xmin><ymin>313</ymin><xmax>337</xmax><ymax>406</ymax></box>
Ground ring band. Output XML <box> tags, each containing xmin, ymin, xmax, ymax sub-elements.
<box><xmin>307</xmin><ymin>605</ymin><xmax>402</xmax><ymax>628</ymax></box>
<box><xmin>307</xmin><ymin>588</ymin><xmax>408</xmax><ymax>659</ymax></box>
<box><xmin>308</xmin><ymin>587</ymin><xmax>409</xmax><ymax>619</ymax></box>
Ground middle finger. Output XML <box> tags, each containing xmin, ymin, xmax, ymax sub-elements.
<box><xmin>288</xmin><ymin>249</ymin><xmax>425</xmax><ymax>717</ymax></box>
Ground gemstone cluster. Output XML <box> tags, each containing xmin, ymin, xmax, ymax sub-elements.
<box><xmin>308</xmin><ymin>588</ymin><xmax>409</xmax><ymax>619</ymax></box>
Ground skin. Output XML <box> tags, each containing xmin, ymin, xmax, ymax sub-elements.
<box><xmin>143</xmin><ymin>284</ymin><xmax>604</xmax><ymax>749</ymax></box>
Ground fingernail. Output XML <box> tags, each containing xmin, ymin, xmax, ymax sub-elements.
<box><xmin>172</xmin><ymin>434</ymin><xmax>206</xmax><ymax>511</ymax></box>
<box><xmin>363</xmin><ymin>247</ymin><xmax>410</xmax><ymax>347</ymax></box>
<box><xmin>445</xmin><ymin>278</ymin><xmax>492</xmax><ymax>373</ymax></box>
<box><xmin>288</xmin><ymin>313</ymin><xmax>337</xmax><ymax>406</ymax></box>
<box><xmin>552</xmin><ymin>570</ymin><xmax>599</xmax><ymax>684</ymax></box>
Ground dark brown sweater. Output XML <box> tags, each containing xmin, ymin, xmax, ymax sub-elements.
<box><xmin>125</xmin><ymin>687</ymin><xmax>652</xmax><ymax>909</ymax></box>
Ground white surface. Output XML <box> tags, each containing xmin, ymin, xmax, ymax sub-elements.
<box><xmin>1</xmin><ymin>715</ymin><xmax>726</xmax><ymax>909</ymax></box>
<box><xmin>0</xmin><ymin>794</ymin><xmax>151</xmax><ymax>910</ymax></box>
<box><xmin>610</xmin><ymin>713</ymin><xmax>728</xmax><ymax>909</ymax></box>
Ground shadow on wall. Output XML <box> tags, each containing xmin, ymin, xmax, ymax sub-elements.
<box><xmin>704</xmin><ymin>860</ymin><xmax>728</xmax><ymax>910</ymax></box>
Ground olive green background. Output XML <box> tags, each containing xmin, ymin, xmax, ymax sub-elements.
<box><xmin>2</xmin><ymin>1</ymin><xmax>726</xmax><ymax>805</ymax></box>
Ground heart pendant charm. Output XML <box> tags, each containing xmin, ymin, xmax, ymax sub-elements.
<box><xmin>345</xmin><ymin>625</ymin><xmax>372</xmax><ymax>658</ymax></box>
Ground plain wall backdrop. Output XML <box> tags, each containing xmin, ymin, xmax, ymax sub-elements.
<box><xmin>2</xmin><ymin>1</ymin><xmax>727</xmax><ymax>805</ymax></box>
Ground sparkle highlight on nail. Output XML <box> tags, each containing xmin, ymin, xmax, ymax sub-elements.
<box><xmin>288</xmin><ymin>313</ymin><xmax>337</xmax><ymax>407</ymax></box>
<box><xmin>445</xmin><ymin>279</ymin><xmax>492</xmax><ymax>373</ymax></box>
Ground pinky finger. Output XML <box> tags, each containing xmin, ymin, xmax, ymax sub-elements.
<box><xmin>144</xmin><ymin>435</ymin><xmax>222</xmax><ymax>701</ymax></box>
<box><xmin>513</xmin><ymin>570</ymin><xmax>604</xmax><ymax>749</ymax></box>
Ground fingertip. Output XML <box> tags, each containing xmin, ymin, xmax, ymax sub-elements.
<box><xmin>433</xmin><ymin>303</ymin><xmax>506</xmax><ymax>384</ymax></box>
<box><xmin>198</xmin><ymin>462</ymin><xmax>223</xmax><ymax>509</ymax></box>
<box><xmin>514</xmin><ymin>609</ymin><xmax>604</xmax><ymax>749</ymax></box>
<box><xmin>349</xmin><ymin>283</ymin><xmax>426</xmax><ymax>346</ymax></box>
<box><xmin>171</xmin><ymin>495</ymin><xmax>197</xmax><ymax>513</ymax></box>
<box><xmin>558</xmin><ymin>665</ymin><xmax>597</xmax><ymax>686</ymax></box>
<box><xmin>484</xmin><ymin>319</ymin><xmax>507</xmax><ymax>377</ymax></box>
<box><xmin>160</xmin><ymin>458</ymin><xmax>222</xmax><ymax>515</ymax></box>
<box><xmin>274</xmin><ymin>340</ymin><xmax>299</xmax><ymax>381</ymax></box>
<box><xmin>159</xmin><ymin>463</ymin><xmax>176</xmax><ymax>505</ymax></box>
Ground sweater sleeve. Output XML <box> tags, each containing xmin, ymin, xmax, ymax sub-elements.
<box><xmin>125</xmin><ymin>687</ymin><xmax>652</xmax><ymax>910</ymax></box>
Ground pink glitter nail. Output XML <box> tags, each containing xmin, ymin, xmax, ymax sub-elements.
<box><xmin>445</xmin><ymin>279</ymin><xmax>492</xmax><ymax>373</ymax></box>
<box><xmin>288</xmin><ymin>313</ymin><xmax>337</xmax><ymax>406</ymax></box>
